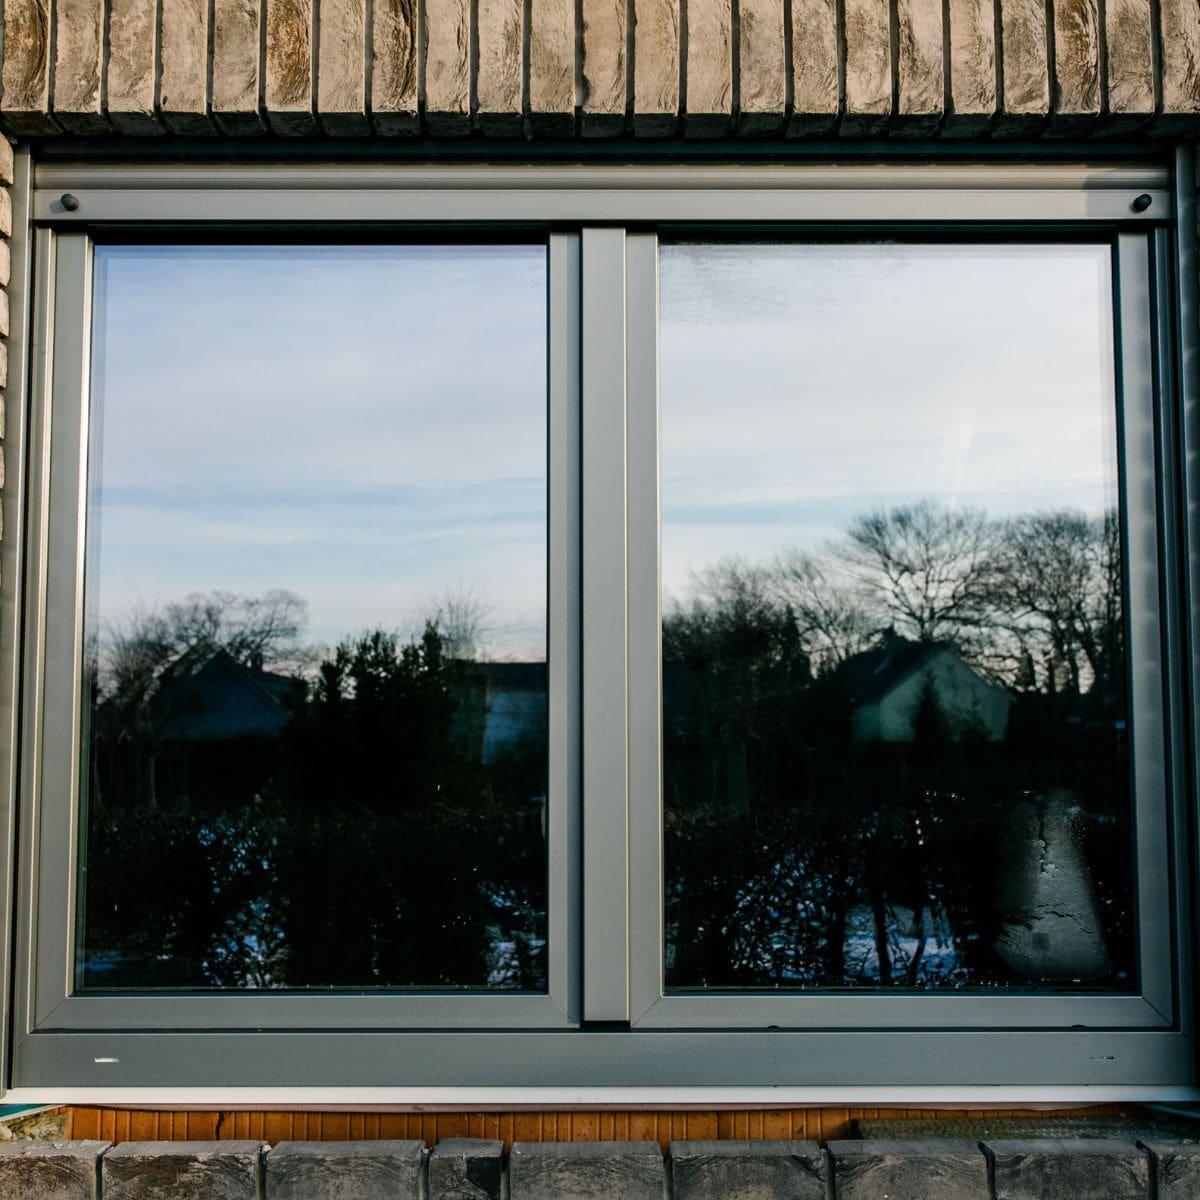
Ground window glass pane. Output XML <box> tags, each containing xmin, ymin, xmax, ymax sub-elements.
<box><xmin>660</xmin><ymin>242</ymin><xmax>1133</xmax><ymax>992</ymax></box>
<box><xmin>79</xmin><ymin>243</ymin><xmax>549</xmax><ymax>991</ymax></box>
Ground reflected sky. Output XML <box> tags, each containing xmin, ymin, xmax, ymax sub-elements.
<box><xmin>660</xmin><ymin>242</ymin><xmax>1117</xmax><ymax>599</ymax></box>
<box><xmin>88</xmin><ymin>244</ymin><xmax>548</xmax><ymax>657</ymax></box>
<box><xmin>89</xmin><ymin>241</ymin><xmax>1120</xmax><ymax>652</ymax></box>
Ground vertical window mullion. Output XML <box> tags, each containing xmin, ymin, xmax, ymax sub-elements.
<box><xmin>547</xmin><ymin>231</ymin><xmax>583</xmax><ymax>1022</ymax></box>
<box><xmin>581</xmin><ymin>227</ymin><xmax>631</xmax><ymax>1022</ymax></box>
<box><xmin>625</xmin><ymin>232</ymin><xmax>664</xmax><ymax>1025</ymax></box>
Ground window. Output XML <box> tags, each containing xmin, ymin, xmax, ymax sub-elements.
<box><xmin>4</xmin><ymin>160</ymin><xmax>1193</xmax><ymax>1095</ymax></box>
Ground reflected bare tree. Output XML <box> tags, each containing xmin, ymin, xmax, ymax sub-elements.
<box><xmin>664</xmin><ymin>499</ymin><xmax>1130</xmax><ymax>992</ymax></box>
<box><xmin>988</xmin><ymin>510</ymin><xmax>1122</xmax><ymax>700</ymax></box>
<box><xmin>836</xmin><ymin>500</ymin><xmax>997</xmax><ymax>649</ymax></box>
<box><xmin>772</xmin><ymin>550</ymin><xmax>875</xmax><ymax>674</ymax></box>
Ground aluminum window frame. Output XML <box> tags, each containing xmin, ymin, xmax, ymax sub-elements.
<box><xmin>2</xmin><ymin>154</ymin><xmax>1196</xmax><ymax>1094</ymax></box>
<box><xmin>627</xmin><ymin>228</ymin><xmax>1177</xmax><ymax>1032</ymax></box>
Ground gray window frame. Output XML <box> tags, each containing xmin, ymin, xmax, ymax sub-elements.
<box><xmin>1</xmin><ymin>152</ymin><xmax>1196</xmax><ymax>1094</ymax></box>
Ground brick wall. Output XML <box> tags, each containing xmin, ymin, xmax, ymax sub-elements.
<box><xmin>0</xmin><ymin>0</ymin><xmax>1197</xmax><ymax>134</ymax></box>
<box><xmin>2</xmin><ymin>1136</ymin><xmax>1197</xmax><ymax>1199</ymax></box>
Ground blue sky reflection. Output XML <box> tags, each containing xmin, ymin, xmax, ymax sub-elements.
<box><xmin>660</xmin><ymin>242</ymin><xmax>1118</xmax><ymax>600</ymax></box>
<box><xmin>88</xmin><ymin>244</ymin><xmax>548</xmax><ymax>658</ymax></box>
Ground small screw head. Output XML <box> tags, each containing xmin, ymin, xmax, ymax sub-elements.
<box><xmin>59</xmin><ymin>193</ymin><xmax>80</xmax><ymax>212</ymax></box>
<box><xmin>1131</xmin><ymin>193</ymin><xmax>1153</xmax><ymax>213</ymax></box>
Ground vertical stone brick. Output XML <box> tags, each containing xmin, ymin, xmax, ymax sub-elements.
<box><xmin>429</xmin><ymin>1137</ymin><xmax>503</xmax><ymax>1199</ymax></box>
<box><xmin>945</xmin><ymin>0</ymin><xmax>997</xmax><ymax>132</ymax></box>
<box><xmin>788</xmin><ymin>0</ymin><xmax>839</xmax><ymax>133</ymax></box>
<box><xmin>161</xmin><ymin>0</ymin><xmax>216</xmax><ymax>131</ymax></box>
<box><xmin>829</xmin><ymin>1139</ymin><xmax>990</xmax><ymax>1200</ymax></box>
<box><xmin>985</xmin><ymin>1138</ymin><xmax>1149</xmax><ymax>1200</ymax></box>
<box><xmin>0</xmin><ymin>1140</ymin><xmax>108</xmax><ymax>1200</ymax></box>
<box><xmin>1160</xmin><ymin>0</ymin><xmax>1200</xmax><ymax>117</ymax></box>
<box><xmin>476</xmin><ymin>0</ymin><xmax>525</xmax><ymax>134</ymax></box>
<box><xmin>318</xmin><ymin>0</ymin><xmax>370</xmax><ymax>134</ymax></box>
<box><xmin>896</xmin><ymin>0</ymin><xmax>945</xmax><ymax>133</ymax></box>
<box><xmin>425</xmin><ymin>0</ymin><xmax>473</xmax><ymax>133</ymax></box>
<box><xmin>843</xmin><ymin>0</ymin><xmax>893</xmax><ymax>133</ymax></box>
<box><xmin>1050</xmin><ymin>0</ymin><xmax>1101</xmax><ymax>130</ymax></box>
<box><xmin>739</xmin><ymin>0</ymin><xmax>787</xmax><ymax>133</ymax></box>
<box><xmin>684</xmin><ymin>0</ymin><xmax>733</xmax><ymax>135</ymax></box>
<box><xmin>214</xmin><ymin>0</ymin><xmax>266</xmax><ymax>132</ymax></box>
<box><xmin>529</xmin><ymin>0</ymin><xmax>576</xmax><ymax>134</ymax></box>
<box><xmin>1</xmin><ymin>0</ymin><xmax>58</xmax><ymax>133</ymax></box>
<box><xmin>266</xmin><ymin>1140</ymin><xmax>423</xmax><ymax>1200</ymax></box>
<box><xmin>633</xmin><ymin>0</ymin><xmax>680</xmax><ymax>135</ymax></box>
<box><xmin>671</xmin><ymin>1139</ymin><xmax>826</xmax><ymax>1199</ymax></box>
<box><xmin>107</xmin><ymin>0</ymin><xmax>164</xmax><ymax>132</ymax></box>
<box><xmin>52</xmin><ymin>0</ymin><xmax>108</xmax><ymax>132</ymax></box>
<box><xmin>509</xmin><ymin>1140</ymin><xmax>663</xmax><ymax>1199</ymax></box>
<box><xmin>103</xmin><ymin>1141</ymin><xmax>265</xmax><ymax>1200</ymax></box>
<box><xmin>371</xmin><ymin>0</ymin><xmax>420</xmax><ymax>133</ymax></box>
<box><xmin>1104</xmin><ymin>0</ymin><xmax>1154</xmax><ymax>125</ymax></box>
<box><xmin>582</xmin><ymin>0</ymin><xmax>627</xmax><ymax>135</ymax></box>
<box><xmin>266</xmin><ymin>0</ymin><xmax>319</xmax><ymax>133</ymax></box>
<box><xmin>996</xmin><ymin>0</ymin><xmax>1050</xmax><ymax>131</ymax></box>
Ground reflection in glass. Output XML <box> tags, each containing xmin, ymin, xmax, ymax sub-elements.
<box><xmin>79</xmin><ymin>244</ymin><xmax>549</xmax><ymax>991</ymax></box>
<box><xmin>660</xmin><ymin>243</ymin><xmax>1133</xmax><ymax>992</ymax></box>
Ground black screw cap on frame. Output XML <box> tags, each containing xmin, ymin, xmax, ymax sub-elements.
<box><xmin>1131</xmin><ymin>193</ymin><xmax>1153</xmax><ymax>213</ymax></box>
<box><xmin>59</xmin><ymin>193</ymin><xmax>80</xmax><ymax>211</ymax></box>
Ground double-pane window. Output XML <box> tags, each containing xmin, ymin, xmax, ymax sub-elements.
<box><xmin>7</xmin><ymin>163</ymin><xmax>1190</xmax><ymax>1092</ymax></box>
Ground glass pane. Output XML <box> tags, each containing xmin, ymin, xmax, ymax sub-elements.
<box><xmin>79</xmin><ymin>244</ymin><xmax>549</xmax><ymax>991</ymax></box>
<box><xmin>660</xmin><ymin>242</ymin><xmax>1133</xmax><ymax>992</ymax></box>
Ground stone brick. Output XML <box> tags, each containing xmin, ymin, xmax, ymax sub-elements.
<box><xmin>671</xmin><ymin>1139</ymin><xmax>826</xmax><ymax>1199</ymax></box>
<box><xmin>429</xmin><ymin>1138</ymin><xmax>503</xmax><ymax>1199</ymax></box>
<box><xmin>0</xmin><ymin>1140</ymin><xmax>108</xmax><ymax>1200</ymax></box>
<box><xmin>581</xmin><ymin>0</ymin><xmax>627</xmax><ymax>135</ymax></box>
<box><xmin>1140</xmin><ymin>1139</ymin><xmax>1200</xmax><ymax>1200</ymax></box>
<box><xmin>266</xmin><ymin>1140</ymin><xmax>422</xmax><ymax>1200</ymax></box>
<box><xmin>684</xmin><ymin>0</ymin><xmax>732</xmax><ymax>136</ymax></box>
<box><xmin>509</xmin><ymin>1140</ymin><xmax>663</xmax><ymax>1200</ymax></box>
<box><xmin>829</xmin><ymin>1139</ymin><xmax>989</xmax><ymax>1200</ymax></box>
<box><xmin>103</xmin><ymin>1140</ymin><xmax>264</xmax><ymax>1200</ymax></box>
<box><xmin>985</xmin><ymin>1137</ymin><xmax>1148</xmax><ymax>1200</ymax></box>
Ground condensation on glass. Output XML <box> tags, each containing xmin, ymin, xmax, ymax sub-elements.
<box><xmin>78</xmin><ymin>244</ymin><xmax>550</xmax><ymax>991</ymax></box>
<box><xmin>659</xmin><ymin>242</ymin><xmax>1133</xmax><ymax>992</ymax></box>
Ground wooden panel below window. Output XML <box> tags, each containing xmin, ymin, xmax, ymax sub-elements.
<box><xmin>66</xmin><ymin>1105</ymin><xmax>1122</xmax><ymax>1148</ymax></box>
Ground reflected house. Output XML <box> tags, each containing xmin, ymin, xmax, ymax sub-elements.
<box><xmin>151</xmin><ymin>649</ymin><xmax>303</xmax><ymax>743</ymax></box>
<box><xmin>473</xmin><ymin>662</ymin><xmax>548</xmax><ymax>765</ymax></box>
<box><xmin>836</xmin><ymin>631</ymin><xmax>1012</xmax><ymax>743</ymax></box>
<box><xmin>452</xmin><ymin>660</ymin><xmax>549</xmax><ymax>832</ymax></box>
<box><xmin>95</xmin><ymin>648</ymin><xmax>304</xmax><ymax>810</ymax></box>
<box><xmin>99</xmin><ymin>648</ymin><xmax>550</xmax><ymax>814</ymax></box>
